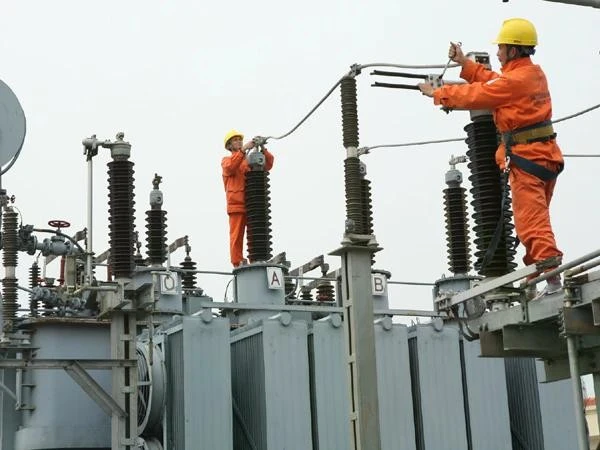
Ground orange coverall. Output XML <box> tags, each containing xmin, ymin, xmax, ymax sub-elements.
<box><xmin>222</xmin><ymin>149</ymin><xmax>274</xmax><ymax>266</ymax></box>
<box><xmin>433</xmin><ymin>57</ymin><xmax>564</xmax><ymax>267</ymax></box>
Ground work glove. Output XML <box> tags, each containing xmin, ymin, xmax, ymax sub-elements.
<box><xmin>448</xmin><ymin>42</ymin><xmax>466</xmax><ymax>66</ymax></box>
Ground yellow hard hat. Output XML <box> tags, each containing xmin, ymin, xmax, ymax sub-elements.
<box><xmin>493</xmin><ymin>18</ymin><xmax>538</xmax><ymax>46</ymax></box>
<box><xmin>224</xmin><ymin>130</ymin><xmax>243</xmax><ymax>149</ymax></box>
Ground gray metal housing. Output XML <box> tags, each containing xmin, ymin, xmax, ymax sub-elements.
<box><xmin>163</xmin><ymin>314</ymin><xmax>233</xmax><ymax>450</ymax></box>
<box><xmin>15</xmin><ymin>320</ymin><xmax>111</xmax><ymax>450</ymax></box>
<box><xmin>230</xmin><ymin>315</ymin><xmax>313</xmax><ymax>450</ymax></box>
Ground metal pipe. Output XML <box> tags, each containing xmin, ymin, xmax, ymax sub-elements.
<box><xmin>526</xmin><ymin>249</ymin><xmax>600</xmax><ymax>286</ymax></box>
<box><xmin>543</xmin><ymin>0</ymin><xmax>600</xmax><ymax>8</ymax></box>
<box><xmin>564</xmin><ymin>258</ymin><xmax>600</xmax><ymax>278</ymax></box>
<box><xmin>86</xmin><ymin>157</ymin><xmax>93</xmax><ymax>285</ymax></box>
<box><xmin>565</xmin><ymin>299</ymin><xmax>589</xmax><ymax>450</ymax></box>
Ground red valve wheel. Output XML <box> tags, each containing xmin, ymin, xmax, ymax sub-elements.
<box><xmin>48</xmin><ymin>220</ymin><xmax>71</xmax><ymax>229</ymax></box>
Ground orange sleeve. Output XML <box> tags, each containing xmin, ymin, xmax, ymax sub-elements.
<box><xmin>222</xmin><ymin>151</ymin><xmax>245</xmax><ymax>176</ymax></box>
<box><xmin>433</xmin><ymin>76</ymin><xmax>514</xmax><ymax>110</ymax></box>
<box><xmin>460</xmin><ymin>59</ymin><xmax>500</xmax><ymax>83</ymax></box>
<box><xmin>263</xmin><ymin>148</ymin><xmax>274</xmax><ymax>171</ymax></box>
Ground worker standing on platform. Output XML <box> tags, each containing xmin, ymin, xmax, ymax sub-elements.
<box><xmin>221</xmin><ymin>130</ymin><xmax>274</xmax><ymax>267</ymax></box>
<box><xmin>418</xmin><ymin>18</ymin><xmax>564</xmax><ymax>298</ymax></box>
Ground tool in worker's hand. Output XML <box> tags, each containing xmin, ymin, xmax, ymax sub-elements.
<box><xmin>440</xmin><ymin>42</ymin><xmax>462</xmax><ymax>80</ymax></box>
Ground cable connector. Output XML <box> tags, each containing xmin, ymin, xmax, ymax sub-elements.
<box><xmin>252</xmin><ymin>136</ymin><xmax>267</xmax><ymax>147</ymax></box>
<box><xmin>347</xmin><ymin>63</ymin><xmax>362</xmax><ymax>78</ymax></box>
<box><xmin>357</xmin><ymin>146</ymin><xmax>370</xmax><ymax>157</ymax></box>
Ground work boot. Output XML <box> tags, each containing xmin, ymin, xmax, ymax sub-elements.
<box><xmin>532</xmin><ymin>275</ymin><xmax>562</xmax><ymax>301</ymax></box>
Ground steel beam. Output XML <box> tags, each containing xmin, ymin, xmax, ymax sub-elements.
<box><xmin>64</xmin><ymin>360</ymin><xmax>126</xmax><ymax>417</ymax></box>
<box><xmin>444</xmin><ymin>265</ymin><xmax>538</xmax><ymax>308</ymax></box>
<box><xmin>332</xmin><ymin>243</ymin><xmax>382</xmax><ymax>450</ymax></box>
<box><xmin>0</xmin><ymin>358</ymin><xmax>136</xmax><ymax>369</ymax></box>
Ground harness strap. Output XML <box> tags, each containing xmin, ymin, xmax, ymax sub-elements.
<box><xmin>502</xmin><ymin>120</ymin><xmax>563</xmax><ymax>182</ymax></box>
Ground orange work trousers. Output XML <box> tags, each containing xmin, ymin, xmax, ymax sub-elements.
<box><xmin>509</xmin><ymin>162</ymin><xmax>562</xmax><ymax>267</ymax></box>
<box><xmin>228</xmin><ymin>213</ymin><xmax>246</xmax><ymax>267</ymax></box>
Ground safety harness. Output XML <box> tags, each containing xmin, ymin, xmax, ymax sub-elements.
<box><xmin>478</xmin><ymin>120</ymin><xmax>562</xmax><ymax>272</ymax></box>
<box><xmin>501</xmin><ymin>120</ymin><xmax>563</xmax><ymax>181</ymax></box>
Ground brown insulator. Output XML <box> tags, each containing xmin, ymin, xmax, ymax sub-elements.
<box><xmin>180</xmin><ymin>255</ymin><xmax>197</xmax><ymax>290</ymax></box>
<box><xmin>465</xmin><ymin>117</ymin><xmax>517</xmax><ymax>276</ymax></box>
<box><xmin>340</xmin><ymin>76</ymin><xmax>359</xmax><ymax>149</ymax></box>
<box><xmin>443</xmin><ymin>184</ymin><xmax>471</xmax><ymax>274</ymax></box>
<box><xmin>245</xmin><ymin>170</ymin><xmax>273</xmax><ymax>262</ymax></box>
<box><xmin>316</xmin><ymin>281</ymin><xmax>335</xmax><ymax>302</ymax></box>
<box><xmin>107</xmin><ymin>159</ymin><xmax>136</xmax><ymax>279</ymax></box>
<box><xmin>29</xmin><ymin>262</ymin><xmax>40</xmax><ymax>317</ymax></box>
<box><xmin>145</xmin><ymin>209</ymin><xmax>167</xmax><ymax>265</ymax></box>
<box><xmin>344</xmin><ymin>157</ymin><xmax>363</xmax><ymax>234</ymax></box>
<box><xmin>300</xmin><ymin>287</ymin><xmax>313</xmax><ymax>301</ymax></box>
<box><xmin>2</xmin><ymin>209</ymin><xmax>18</xmax><ymax>330</ymax></box>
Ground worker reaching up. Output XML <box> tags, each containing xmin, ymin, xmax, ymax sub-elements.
<box><xmin>418</xmin><ymin>18</ymin><xmax>564</xmax><ymax>299</ymax></box>
<box><xmin>222</xmin><ymin>130</ymin><xmax>274</xmax><ymax>267</ymax></box>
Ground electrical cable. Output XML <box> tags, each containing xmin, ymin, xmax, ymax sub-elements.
<box><xmin>362</xmin><ymin>102</ymin><xmax>600</xmax><ymax>153</ymax></box>
<box><xmin>263</xmin><ymin>60</ymin><xmax>457</xmax><ymax>143</ymax></box>
<box><xmin>265</xmin><ymin>76</ymin><xmax>346</xmax><ymax>141</ymax></box>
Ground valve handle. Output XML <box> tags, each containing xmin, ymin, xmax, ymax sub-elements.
<box><xmin>48</xmin><ymin>219</ymin><xmax>70</xmax><ymax>230</ymax></box>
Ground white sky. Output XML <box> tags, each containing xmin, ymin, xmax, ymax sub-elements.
<box><xmin>0</xmin><ymin>1</ymin><xmax>598</xmax><ymax>314</ymax></box>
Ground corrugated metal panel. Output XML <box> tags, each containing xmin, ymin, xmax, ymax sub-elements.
<box><xmin>309</xmin><ymin>317</ymin><xmax>350</xmax><ymax>450</ymax></box>
<box><xmin>262</xmin><ymin>319</ymin><xmax>313</xmax><ymax>449</ymax></box>
<box><xmin>462</xmin><ymin>338</ymin><xmax>512</xmax><ymax>450</ymax></box>
<box><xmin>409</xmin><ymin>324</ymin><xmax>468</xmax><ymax>450</ymax></box>
<box><xmin>536</xmin><ymin>360</ymin><xmax>579</xmax><ymax>450</ymax></box>
<box><xmin>166</xmin><ymin>325</ymin><xmax>185</xmax><ymax>450</ymax></box>
<box><xmin>166</xmin><ymin>317</ymin><xmax>233</xmax><ymax>450</ymax></box>
<box><xmin>504</xmin><ymin>357</ymin><xmax>544</xmax><ymax>450</ymax></box>
<box><xmin>231</xmin><ymin>326</ymin><xmax>266</xmax><ymax>450</ymax></box>
<box><xmin>0</xmin><ymin>368</ymin><xmax>18</xmax><ymax>450</ymax></box>
<box><xmin>375</xmin><ymin>322</ymin><xmax>416</xmax><ymax>450</ymax></box>
<box><xmin>231</xmin><ymin>318</ymin><xmax>313</xmax><ymax>450</ymax></box>
<box><xmin>182</xmin><ymin>316</ymin><xmax>233</xmax><ymax>449</ymax></box>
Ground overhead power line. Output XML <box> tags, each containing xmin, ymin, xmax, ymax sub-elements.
<box><xmin>361</xmin><ymin>103</ymin><xmax>600</xmax><ymax>154</ymax></box>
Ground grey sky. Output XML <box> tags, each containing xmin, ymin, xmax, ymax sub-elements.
<box><xmin>1</xmin><ymin>1</ymin><xmax>598</xmax><ymax>312</ymax></box>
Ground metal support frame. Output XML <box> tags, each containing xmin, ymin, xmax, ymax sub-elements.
<box><xmin>111</xmin><ymin>281</ymin><xmax>138</xmax><ymax>450</ymax></box>
<box><xmin>331</xmin><ymin>243</ymin><xmax>382</xmax><ymax>450</ymax></box>
<box><xmin>65</xmin><ymin>360</ymin><xmax>127</xmax><ymax>417</ymax></box>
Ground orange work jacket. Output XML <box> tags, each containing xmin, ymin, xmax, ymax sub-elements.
<box><xmin>433</xmin><ymin>58</ymin><xmax>563</xmax><ymax>170</ymax></box>
<box><xmin>221</xmin><ymin>149</ymin><xmax>274</xmax><ymax>214</ymax></box>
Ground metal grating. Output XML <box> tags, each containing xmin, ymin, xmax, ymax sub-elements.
<box><xmin>505</xmin><ymin>357</ymin><xmax>545</xmax><ymax>450</ymax></box>
<box><xmin>409</xmin><ymin>324</ymin><xmax>468</xmax><ymax>450</ymax></box>
<box><xmin>462</xmin><ymin>338</ymin><xmax>512</xmax><ymax>450</ymax></box>
<box><xmin>309</xmin><ymin>317</ymin><xmax>350</xmax><ymax>450</ymax></box>
<box><xmin>166</xmin><ymin>327</ymin><xmax>185</xmax><ymax>450</ymax></box>
<box><xmin>231</xmin><ymin>318</ymin><xmax>313</xmax><ymax>450</ymax></box>
<box><xmin>165</xmin><ymin>316</ymin><xmax>233</xmax><ymax>450</ymax></box>
<box><xmin>375</xmin><ymin>322</ymin><xmax>416</xmax><ymax>450</ymax></box>
<box><xmin>536</xmin><ymin>360</ymin><xmax>580</xmax><ymax>450</ymax></box>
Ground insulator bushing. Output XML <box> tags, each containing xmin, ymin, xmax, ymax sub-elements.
<box><xmin>344</xmin><ymin>157</ymin><xmax>364</xmax><ymax>234</ymax></box>
<box><xmin>2</xmin><ymin>209</ymin><xmax>18</xmax><ymax>330</ymax></box>
<box><xmin>443</xmin><ymin>184</ymin><xmax>471</xmax><ymax>274</ymax></box>
<box><xmin>245</xmin><ymin>170</ymin><xmax>273</xmax><ymax>262</ymax></box>
<box><xmin>465</xmin><ymin>118</ymin><xmax>517</xmax><ymax>276</ymax></box>
<box><xmin>300</xmin><ymin>287</ymin><xmax>313</xmax><ymax>301</ymax></box>
<box><xmin>340</xmin><ymin>76</ymin><xmax>359</xmax><ymax>149</ymax></box>
<box><xmin>145</xmin><ymin>210</ymin><xmax>167</xmax><ymax>265</ymax></box>
<box><xmin>180</xmin><ymin>256</ymin><xmax>197</xmax><ymax>290</ymax></box>
<box><xmin>316</xmin><ymin>281</ymin><xmax>335</xmax><ymax>302</ymax></box>
<box><xmin>107</xmin><ymin>159</ymin><xmax>136</xmax><ymax>279</ymax></box>
<box><xmin>30</xmin><ymin>262</ymin><xmax>40</xmax><ymax>316</ymax></box>
<box><xmin>362</xmin><ymin>177</ymin><xmax>376</xmax><ymax>265</ymax></box>
<box><xmin>2</xmin><ymin>209</ymin><xmax>18</xmax><ymax>267</ymax></box>
<box><xmin>1</xmin><ymin>278</ymin><xmax>17</xmax><ymax>330</ymax></box>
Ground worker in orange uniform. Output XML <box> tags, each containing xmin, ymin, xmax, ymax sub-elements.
<box><xmin>222</xmin><ymin>130</ymin><xmax>274</xmax><ymax>267</ymax></box>
<box><xmin>418</xmin><ymin>18</ymin><xmax>564</xmax><ymax>299</ymax></box>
